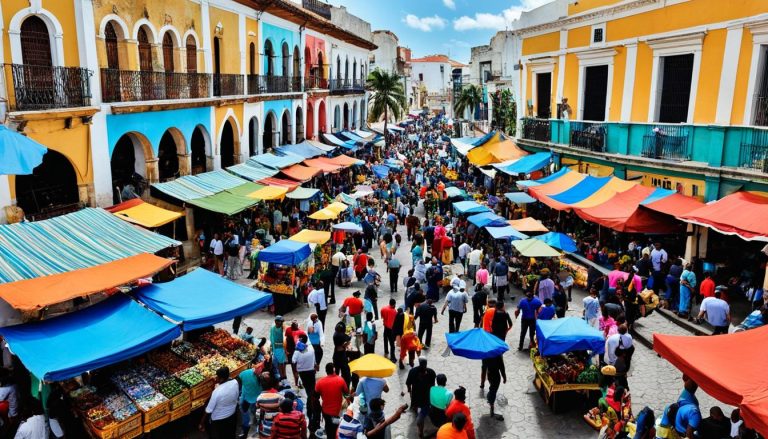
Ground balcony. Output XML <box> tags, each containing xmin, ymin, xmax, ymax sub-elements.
<box><xmin>302</xmin><ymin>0</ymin><xmax>332</xmax><ymax>20</ymax></box>
<box><xmin>101</xmin><ymin>69</ymin><xmax>211</xmax><ymax>103</ymax></box>
<box><xmin>246</xmin><ymin>75</ymin><xmax>303</xmax><ymax>94</ymax></box>
<box><xmin>5</xmin><ymin>64</ymin><xmax>92</xmax><ymax>111</ymax></box>
<box><xmin>641</xmin><ymin>124</ymin><xmax>691</xmax><ymax>161</ymax></box>
<box><xmin>570</xmin><ymin>121</ymin><xmax>606</xmax><ymax>152</ymax></box>
<box><xmin>306</xmin><ymin>75</ymin><xmax>329</xmax><ymax>90</ymax></box>
<box><xmin>329</xmin><ymin>78</ymin><xmax>365</xmax><ymax>95</ymax></box>
<box><xmin>739</xmin><ymin>129</ymin><xmax>768</xmax><ymax>173</ymax></box>
<box><xmin>521</xmin><ymin>117</ymin><xmax>551</xmax><ymax>142</ymax></box>
<box><xmin>213</xmin><ymin>73</ymin><xmax>244</xmax><ymax>97</ymax></box>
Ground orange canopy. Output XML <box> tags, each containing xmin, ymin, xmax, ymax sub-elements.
<box><xmin>0</xmin><ymin>254</ymin><xmax>173</xmax><ymax>311</ymax></box>
<box><xmin>257</xmin><ymin>177</ymin><xmax>301</xmax><ymax>190</ymax></box>
<box><xmin>679</xmin><ymin>191</ymin><xmax>768</xmax><ymax>241</ymax></box>
<box><xmin>303</xmin><ymin>157</ymin><xmax>345</xmax><ymax>173</ymax></box>
<box><xmin>326</xmin><ymin>154</ymin><xmax>363</xmax><ymax>167</ymax></box>
<box><xmin>654</xmin><ymin>328</ymin><xmax>768</xmax><ymax>437</ymax></box>
<box><xmin>574</xmin><ymin>186</ymin><xmax>685</xmax><ymax>233</ymax></box>
<box><xmin>641</xmin><ymin>193</ymin><xmax>704</xmax><ymax>218</ymax></box>
<box><xmin>280</xmin><ymin>164</ymin><xmax>322</xmax><ymax>182</ymax></box>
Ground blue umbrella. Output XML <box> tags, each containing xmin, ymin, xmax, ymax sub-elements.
<box><xmin>0</xmin><ymin>125</ymin><xmax>47</xmax><ymax>175</ymax></box>
<box><xmin>445</xmin><ymin>328</ymin><xmax>509</xmax><ymax>360</ymax></box>
<box><xmin>534</xmin><ymin>232</ymin><xmax>578</xmax><ymax>253</ymax></box>
<box><xmin>372</xmin><ymin>165</ymin><xmax>390</xmax><ymax>179</ymax></box>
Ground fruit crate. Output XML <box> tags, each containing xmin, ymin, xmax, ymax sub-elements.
<box><xmin>84</xmin><ymin>411</ymin><xmax>142</xmax><ymax>439</ymax></box>
<box><xmin>122</xmin><ymin>425</ymin><xmax>143</xmax><ymax>439</ymax></box>
<box><xmin>169</xmin><ymin>402</ymin><xmax>191</xmax><ymax>422</ymax></box>
<box><xmin>229</xmin><ymin>362</ymin><xmax>248</xmax><ymax>379</ymax></box>
<box><xmin>140</xmin><ymin>399</ymin><xmax>171</xmax><ymax>425</ymax></box>
<box><xmin>189</xmin><ymin>378</ymin><xmax>215</xmax><ymax>400</ymax></box>
<box><xmin>83</xmin><ymin>419</ymin><xmax>118</xmax><ymax>439</ymax></box>
<box><xmin>190</xmin><ymin>396</ymin><xmax>208</xmax><ymax>411</ymax></box>
<box><xmin>142</xmin><ymin>413</ymin><xmax>170</xmax><ymax>433</ymax></box>
<box><xmin>115</xmin><ymin>413</ymin><xmax>143</xmax><ymax>437</ymax></box>
<box><xmin>167</xmin><ymin>388</ymin><xmax>190</xmax><ymax>411</ymax></box>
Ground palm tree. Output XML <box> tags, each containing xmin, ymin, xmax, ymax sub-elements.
<box><xmin>366</xmin><ymin>69</ymin><xmax>407</xmax><ymax>148</ymax></box>
<box><xmin>454</xmin><ymin>84</ymin><xmax>483</xmax><ymax>122</ymax></box>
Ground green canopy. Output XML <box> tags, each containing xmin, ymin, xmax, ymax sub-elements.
<box><xmin>511</xmin><ymin>238</ymin><xmax>561</xmax><ymax>257</ymax></box>
<box><xmin>186</xmin><ymin>183</ymin><xmax>263</xmax><ymax>215</ymax></box>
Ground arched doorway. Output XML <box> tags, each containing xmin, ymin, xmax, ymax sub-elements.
<box><xmin>361</xmin><ymin>98</ymin><xmax>366</xmax><ymax>125</ymax></box>
<box><xmin>281</xmin><ymin>42</ymin><xmax>290</xmax><ymax>76</ymax></box>
<box><xmin>137</xmin><ymin>26</ymin><xmax>153</xmax><ymax>99</ymax></box>
<box><xmin>105</xmin><ymin>22</ymin><xmax>120</xmax><ymax>69</ymax></box>
<box><xmin>318</xmin><ymin>52</ymin><xmax>325</xmax><ymax>80</ymax></box>
<box><xmin>352</xmin><ymin>101</ymin><xmax>358</xmax><ymax>129</ymax></box>
<box><xmin>111</xmin><ymin>132</ymin><xmax>151</xmax><ymax>202</ymax></box>
<box><xmin>333</xmin><ymin>105</ymin><xmax>340</xmax><ymax>131</ymax></box>
<box><xmin>248</xmin><ymin>117</ymin><xmax>259</xmax><ymax>156</ymax></box>
<box><xmin>304</xmin><ymin>47</ymin><xmax>312</xmax><ymax>78</ymax></box>
<box><xmin>191</xmin><ymin>126</ymin><xmax>208</xmax><ymax>175</ymax></box>
<box><xmin>220</xmin><ymin>119</ymin><xmax>237</xmax><ymax>168</ymax></box>
<box><xmin>249</xmin><ymin>42</ymin><xmax>256</xmax><ymax>75</ymax></box>
<box><xmin>186</xmin><ymin>35</ymin><xmax>197</xmax><ymax>72</ymax></box>
<box><xmin>295</xmin><ymin>107</ymin><xmax>304</xmax><ymax>143</ymax></box>
<box><xmin>162</xmin><ymin>32</ymin><xmax>177</xmax><ymax>98</ymax></box>
<box><xmin>336</xmin><ymin>56</ymin><xmax>341</xmax><ymax>81</ymax></box>
<box><xmin>353</xmin><ymin>60</ymin><xmax>357</xmax><ymax>84</ymax></box>
<box><xmin>16</xmin><ymin>150</ymin><xmax>80</xmax><ymax>216</ymax></box>
<box><xmin>318</xmin><ymin>100</ymin><xmax>327</xmax><ymax>133</ymax></box>
<box><xmin>265</xmin><ymin>40</ymin><xmax>274</xmax><ymax>76</ymax></box>
<box><xmin>281</xmin><ymin>110</ymin><xmax>290</xmax><ymax>145</ymax></box>
<box><xmin>263</xmin><ymin>111</ymin><xmax>276</xmax><ymax>152</ymax></box>
<box><xmin>293</xmin><ymin>46</ymin><xmax>300</xmax><ymax>80</ymax></box>
<box><xmin>306</xmin><ymin>102</ymin><xmax>314</xmax><ymax>139</ymax></box>
<box><xmin>343</xmin><ymin>103</ymin><xmax>349</xmax><ymax>130</ymax></box>
<box><xmin>19</xmin><ymin>16</ymin><xmax>53</xmax><ymax>109</ymax></box>
<box><xmin>344</xmin><ymin>57</ymin><xmax>349</xmax><ymax>83</ymax></box>
<box><xmin>158</xmin><ymin>129</ymin><xmax>182</xmax><ymax>181</ymax></box>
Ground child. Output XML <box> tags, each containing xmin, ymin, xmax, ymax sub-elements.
<box><xmin>240</xmin><ymin>326</ymin><xmax>255</xmax><ymax>344</ymax></box>
<box><xmin>538</xmin><ymin>298</ymin><xmax>556</xmax><ymax>320</ymax></box>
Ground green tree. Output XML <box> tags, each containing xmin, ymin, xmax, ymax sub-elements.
<box><xmin>491</xmin><ymin>89</ymin><xmax>518</xmax><ymax>136</ymax></box>
<box><xmin>366</xmin><ymin>69</ymin><xmax>407</xmax><ymax>148</ymax></box>
<box><xmin>454</xmin><ymin>85</ymin><xmax>483</xmax><ymax>122</ymax></box>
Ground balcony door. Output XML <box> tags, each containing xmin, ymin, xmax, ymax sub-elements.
<box><xmin>657</xmin><ymin>54</ymin><xmax>694</xmax><ymax>123</ymax></box>
<box><xmin>186</xmin><ymin>36</ymin><xmax>202</xmax><ymax>98</ymax></box>
<box><xmin>19</xmin><ymin>16</ymin><xmax>54</xmax><ymax>109</ymax></box>
<box><xmin>213</xmin><ymin>37</ymin><xmax>222</xmax><ymax>96</ymax></box>
<box><xmin>162</xmin><ymin>33</ymin><xmax>176</xmax><ymax>99</ymax></box>
<box><xmin>137</xmin><ymin>27</ymin><xmax>153</xmax><ymax>100</ymax></box>
<box><xmin>536</xmin><ymin>72</ymin><xmax>552</xmax><ymax>119</ymax></box>
<box><xmin>582</xmin><ymin>65</ymin><xmax>608</xmax><ymax>121</ymax></box>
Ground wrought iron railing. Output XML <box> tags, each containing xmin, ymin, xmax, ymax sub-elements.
<box><xmin>570</xmin><ymin>121</ymin><xmax>606</xmax><ymax>152</ymax></box>
<box><xmin>292</xmin><ymin>76</ymin><xmax>303</xmax><ymax>92</ymax></box>
<box><xmin>329</xmin><ymin>78</ymin><xmax>365</xmax><ymax>93</ymax></box>
<box><xmin>641</xmin><ymin>124</ymin><xmax>692</xmax><ymax>161</ymax></box>
<box><xmin>521</xmin><ymin>117</ymin><xmax>551</xmax><ymax>142</ymax></box>
<box><xmin>302</xmin><ymin>0</ymin><xmax>332</xmax><ymax>19</ymax></box>
<box><xmin>213</xmin><ymin>73</ymin><xmax>244</xmax><ymax>96</ymax></box>
<box><xmin>306</xmin><ymin>75</ymin><xmax>329</xmax><ymax>89</ymax></box>
<box><xmin>247</xmin><ymin>75</ymin><xmax>302</xmax><ymax>94</ymax></box>
<box><xmin>101</xmin><ymin>69</ymin><xmax>211</xmax><ymax>102</ymax></box>
<box><xmin>5</xmin><ymin>64</ymin><xmax>92</xmax><ymax>111</ymax></box>
<box><xmin>739</xmin><ymin>128</ymin><xmax>768</xmax><ymax>173</ymax></box>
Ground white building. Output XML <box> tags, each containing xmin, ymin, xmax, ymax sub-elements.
<box><xmin>410</xmin><ymin>55</ymin><xmax>468</xmax><ymax>118</ymax></box>
<box><xmin>370</xmin><ymin>30</ymin><xmax>415</xmax><ymax>112</ymax></box>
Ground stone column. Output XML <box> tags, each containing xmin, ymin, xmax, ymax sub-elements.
<box><xmin>178</xmin><ymin>153</ymin><xmax>191</xmax><ymax>176</ymax></box>
<box><xmin>146</xmin><ymin>157</ymin><xmax>159</xmax><ymax>184</ymax></box>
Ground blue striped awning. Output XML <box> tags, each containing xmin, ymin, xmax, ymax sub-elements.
<box><xmin>251</xmin><ymin>152</ymin><xmax>305</xmax><ymax>169</ymax></box>
<box><xmin>227</xmin><ymin>162</ymin><xmax>280</xmax><ymax>182</ymax></box>
<box><xmin>0</xmin><ymin>208</ymin><xmax>179</xmax><ymax>283</ymax></box>
<box><xmin>152</xmin><ymin>171</ymin><xmax>248</xmax><ymax>202</ymax></box>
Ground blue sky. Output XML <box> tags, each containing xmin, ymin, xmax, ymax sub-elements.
<box><xmin>328</xmin><ymin>0</ymin><xmax>552</xmax><ymax>63</ymax></box>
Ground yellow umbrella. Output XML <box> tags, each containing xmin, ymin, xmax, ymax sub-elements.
<box><xmin>308</xmin><ymin>208</ymin><xmax>339</xmax><ymax>220</ymax></box>
<box><xmin>247</xmin><ymin>186</ymin><xmax>288</xmax><ymax>200</ymax></box>
<box><xmin>349</xmin><ymin>354</ymin><xmax>397</xmax><ymax>378</ymax></box>
<box><xmin>326</xmin><ymin>201</ymin><xmax>349</xmax><ymax>214</ymax></box>
<box><xmin>289</xmin><ymin>229</ymin><xmax>331</xmax><ymax>245</ymax></box>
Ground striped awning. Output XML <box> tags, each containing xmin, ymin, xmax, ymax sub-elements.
<box><xmin>0</xmin><ymin>208</ymin><xmax>180</xmax><ymax>283</ymax></box>
<box><xmin>227</xmin><ymin>162</ymin><xmax>280</xmax><ymax>181</ymax></box>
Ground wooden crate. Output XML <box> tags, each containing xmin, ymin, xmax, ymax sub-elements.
<box><xmin>121</xmin><ymin>425</ymin><xmax>143</xmax><ymax>439</ymax></box>
<box><xmin>190</xmin><ymin>396</ymin><xmax>208</xmax><ymax>411</ymax></box>
<box><xmin>142</xmin><ymin>413</ymin><xmax>170</xmax><ymax>433</ymax></box>
<box><xmin>167</xmin><ymin>388</ymin><xmax>191</xmax><ymax>411</ymax></box>
<box><xmin>229</xmin><ymin>362</ymin><xmax>247</xmax><ymax>379</ymax></box>
<box><xmin>115</xmin><ymin>413</ymin><xmax>142</xmax><ymax>437</ymax></box>
<box><xmin>141</xmin><ymin>400</ymin><xmax>171</xmax><ymax>425</ymax></box>
<box><xmin>169</xmin><ymin>402</ymin><xmax>191</xmax><ymax>422</ymax></box>
<box><xmin>84</xmin><ymin>420</ymin><xmax>118</xmax><ymax>439</ymax></box>
<box><xmin>189</xmin><ymin>378</ymin><xmax>215</xmax><ymax>400</ymax></box>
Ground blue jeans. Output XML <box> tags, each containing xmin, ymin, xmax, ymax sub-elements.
<box><xmin>240</xmin><ymin>400</ymin><xmax>257</xmax><ymax>435</ymax></box>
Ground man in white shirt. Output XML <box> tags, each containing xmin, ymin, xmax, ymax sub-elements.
<box><xmin>199</xmin><ymin>367</ymin><xmax>239</xmax><ymax>437</ymax></box>
<box><xmin>458</xmin><ymin>242</ymin><xmax>471</xmax><ymax>270</ymax></box>
<box><xmin>467</xmin><ymin>247</ymin><xmax>483</xmax><ymax>285</ymax></box>
<box><xmin>331</xmin><ymin>250</ymin><xmax>346</xmax><ymax>302</ymax></box>
<box><xmin>698</xmin><ymin>287</ymin><xmax>731</xmax><ymax>335</ymax></box>
<box><xmin>209</xmin><ymin>233</ymin><xmax>224</xmax><ymax>275</ymax></box>
<box><xmin>605</xmin><ymin>325</ymin><xmax>634</xmax><ymax>366</ymax></box>
<box><xmin>650</xmin><ymin>242</ymin><xmax>668</xmax><ymax>294</ymax></box>
<box><xmin>14</xmin><ymin>399</ymin><xmax>47</xmax><ymax>439</ymax></box>
<box><xmin>441</xmin><ymin>282</ymin><xmax>469</xmax><ymax>333</ymax></box>
<box><xmin>307</xmin><ymin>282</ymin><xmax>328</xmax><ymax>327</ymax></box>
<box><xmin>292</xmin><ymin>335</ymin><xmax>318</xmax><ymax>427</ymax></box>
<box><xmin>305</xmin><ymin>313</ymin><xmax>325</xmax><ymax>365</ymax></box>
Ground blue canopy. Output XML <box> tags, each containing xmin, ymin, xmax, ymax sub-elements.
<box><xmin>0</xmin><ymin>295</ymin><xmax>181</xmax><ymax>381</ymax></box>
<box><xmin>485</xmin><ymin>225</ymin><xmax>529</xmax><ymax>240</ymax></box>
<box><xmin>0</xmin><ymin>125</ymin><xmax>47</xmax><ymax>175</ymax></box>
<box><xmin>504</xmin><ymin>192</ymin><xmax>537</xmax><ymax>204</ymax></box>
<box><xmin>323</xmin><ymin>134</ymin><xmax>357</xmax><ymax>150</ymax></box>
<box><xmin>275</xmin><ymin>141</ymin><xmax>325</xmax><ymax>159</ymax></box>
<box><xmin>518</xmin><ymin>167</ymin><xmax>569</xmax><ymax>188</ymax></box>
<box><xmin>372</xmin><ymin>165</ymin><xmax>390</xmax><ymax>179</ymax></box>
<box><xmin>495</xmin><ymin>152</ymin><xmax>552</xmax><ymax>175</ymax></box>
<box><xmin>468</xmin><ymin>212</ymin><xmax>508</xmax><ymax>228</ymax></box>
<box><xmin>136</xmin><ymin>269</ymin><xmax>273</xmax><ymax>331</ymax></box>
<box><xmin>453</xmin><ymin>201</ymin><xmax>491</xmax><ymax>215</ymax></box>
<box><xmin>252</xmin><ymin>152</ymin><xmax>304</xmax><ymax>169</ymax></box>
<box><xmin>445</xmin><ymin>187</ymin><xmax>468</xmax><ymax>199</ymax></box>
<box><xmin>536</xmin><ymin>317</ymin><xmax>605</xmax><ymax>356</ymax></box>
<box><xmin>549</xmin><ymin>175</ymin><xmax>611</xmax><ymax>205</ymax></box>
<box><xmin>340</xmin><ymin>131</ymin><xmax>370</xmax><ymax>144</ymax></box>
<box><xmin>534</xmin><ymin>232</ymin><xmax>578</xmax><ymax>252</ymax></box>
<box><xmin>258</xmin><ymin>239</ymin><xmax>312</xmax><ymax>265</ymax></box>
<box><xmin>332</xmin><ymin>221</ymin><xmax>363</xmax><ymax>233</ymax></box>
<box><xmin>446</xmin><ymin>328</ymin><xmax>509</xmax><ymax>360</ymax></box>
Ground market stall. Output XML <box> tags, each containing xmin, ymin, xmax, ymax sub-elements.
<box><xmin>531</xmin><ymin>318</ymin><xmax>605</xmax><ymax>411</ymax></box>
<box><xmin>256</xmin><ymin>240</ymin><xmax>313</xmax><ymax>314</ymax></box>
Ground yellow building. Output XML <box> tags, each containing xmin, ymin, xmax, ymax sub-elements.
<box><xmin>517</xmin><ymin>0</ymin><xmax>768</xmax><ymax>201</ymax></box>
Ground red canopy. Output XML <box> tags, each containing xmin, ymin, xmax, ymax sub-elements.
<box><xmin>642</xmin><ymin>193</ymin><xmax>704</xmax><ymax>218</ymax></box>
<box><xmin>679</xmin><ymin>192</ymin><xmax>768</xmax><ymax>241</ymax></box>
<box><xmin>654</xmin><ymin>328</ymin><xmax>768</xmax><ymax>436</ymax></box>
<box><xmin>574</xmin><ymin>186</ymin><xmax>685</xmax><ymax>233</ymax></box>
<box><xmin>257</xmin><ymin>177</ymin><xmax>301</xmax><ymax>190</ymax></box>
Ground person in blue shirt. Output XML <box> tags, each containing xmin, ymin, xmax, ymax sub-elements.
<box><xmin>675</xmin><ymin>377</ymin><xmax>702</xmax><ymax>438</ymax></box>
<box><xmin>538</xmin><ymin>298</ymin><xmax>556</xmax><ymax>320</ymax></box>
<box><xmin>514</xmin><ymin>290</ymin><xmax>542</xmax><ymax>351</ymax></box>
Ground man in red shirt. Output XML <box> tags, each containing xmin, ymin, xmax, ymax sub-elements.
<box><xmin>284</xmin><ymin>320</ymin><xmax>307</xmax><ymax>388</ymax></box>
<box><xmin>353</xmin><ymin>249</ymin><xmax>369</xmax><ymax>282</ymax></box>
<box><xmin>482</xmin><ymin>298</ymin><xmax>497</xmax><ymax>332</ymax></box>
<box><xmin>315</xmin><ymin>363</ymin><xmax>351</xmax><ymax>439</ymax></box>
<box><xmin>271</xmin><ymin>398</ymin><xmax>307</xmax><ymax>438</ymax></box>
<box><xmin>380</xmin><ymin>299</ymin><xmax>398</xmax><ymax>361</ymax></box>
<box><xmin>342</xmin><ymin>291</ymin><xmax>365</xmax><ymax>328</ymax></box>
<box><xmin>700</xmin><ymin>272</ymin><xmax>715</xmax><ymax>299</ymax></box>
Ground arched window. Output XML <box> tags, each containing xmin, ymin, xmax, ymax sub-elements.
<box><xmin>318</xmin><ymin>52</ymin><xmax>325</xmax><ymax>79</ymax></box>
<box><xmin>20</xmin><ymin>16</ymin><xmax>52</xmax><ymax>66</ymax></box>
<box><xmin>353</xmin><ymin>60</ymin><xmax>357</xmax><ymax>83</ymax></box>
<box><xmin>265</xmin><ymin>40</ymin><xmax>274</xmax><ymax>76</ymax></box>
<box><xmin>344</xmin><ymin>57</ymin><xmax>349</xmax><ymax>82</ymax></box>
<box><xmin>137</xmin><ymin>27</ymin><xmax>153</xmax><ymax>71</ymax></box>
<box><xmin>249</xmin><ymin>42</ymin><xmax>256</xmax><ymax>75</ymax></box>
<box><xmin>336</xmin><ymin>56</ymin><xmax>341</xmax><ymax>81</ymax></box>
<box><xmin>162</xmin><ymin>33</ymin><xmax>174</xmax><ymax>72</ymax></box>
<box><xmin>186</xmin><ymin>35</ymin><xmax>197</xmax><ymax>73</ymax></box>
<box><xmin>105</xmin><ymin>22</ymin><xmax>119</xmax><ymax>70</ymax></box>
<box><xmin>281</xmin><ymin>42</ymin><xmax>290</xmax><ymax>76</ymax></box>
<box><xmin>293</xmin><ymin>46</ymin><xmax>300</xmax><ymax>78</ymax></box>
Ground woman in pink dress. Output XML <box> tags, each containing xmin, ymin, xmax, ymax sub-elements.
<box><xmin>432</xmin><ymin>218</ymin><xmax>446</xmax><ymax>259</ymax></box>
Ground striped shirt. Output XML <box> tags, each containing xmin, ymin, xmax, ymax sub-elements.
<box><xmin>271</xmin><ymin>410</ymin><xmax>306</xmax><ymax>438</ymax></box>
<box><xmin>338</xmin><ymin>413</ymin><xmax>364</xmax><ymax>439</ymax></box>
<box><xmin>256</xmin><ymin>392</ymin><xmax>283</xmax><ymax>438</ymax></box>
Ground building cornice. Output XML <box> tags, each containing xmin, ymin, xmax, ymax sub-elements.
<box><xmin>513</xmin><ymin>0</ymin><xmax>659</xmax><ymax>36</ymax></box>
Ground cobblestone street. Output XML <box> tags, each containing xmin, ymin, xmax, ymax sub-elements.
<box><xmin>219</xmin><ymin>206</ymin><xmax>726</xmax><ymax>439</ymax></box>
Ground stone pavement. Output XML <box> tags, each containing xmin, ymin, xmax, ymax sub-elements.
<box><xmin>204</xmin><ymin>207</ymin><xmax>730</xmax><ymax>439</ymax></box>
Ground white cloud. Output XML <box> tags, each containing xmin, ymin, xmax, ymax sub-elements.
<box><xmin>452</xmin><ymin>0</ymin><xmax>553</xmax><ymax>31</ymax></box>
<box><xmin>403</xmin><ymin>14</ymin><xmax>447</xmax><ymax>32</ymax></box>
<box><xmin>443</xmin><ymin>0</ymin><xmax>456</xmax><ymax>10</ymax></box>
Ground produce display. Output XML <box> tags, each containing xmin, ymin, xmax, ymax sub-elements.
<box><xmin>576</xmin><ymin>365</ymin><xmax>600</xmax><ymax>384</ymax></box>
<box><xmin>232</xmin><ymin>345</ymin><xmax>258</xmax><ymax>363</ymax></box>
<box><xmin>111</xmin><ymin>369</ymin><xmax>168</xmax><ymax>411</ymax></box>
<box><xmin>177</xmin><ymin>368</ymin><xmax>206</xmax><ymax>387</ymax></box>
<box><xmin>68</xmin><ymin>385</ymin><xmax>138</xmax><ymax>429</ymax></box>
<box><xmin>103</xmin><ymin>392</ymin><xmax>138</xmax><ymax>422</ymax></box>
<box><xmin>196</xmin><ymin>354</ymin><xmax>241</xmax><ymax>378</ymax></box>
<box><xmin>257</xmin><ymin>264</ymin><xmax>295</xmax><ymax>295</ymax></box>
<box><xmin>170</xmin><ymin>341</ymin><xmax>216</xmax><ymax>364</ymax></box>
<box><xmin>201</xmin><ymin>328</ymin><xmax>250</xmax><ymax>351</ymax></box>
<box><xmin>531</xmin><ymin>348</ymin><xmax>598</xmax><ymax>385</ymax></box>
<box><xmin>85</xmin><ymin>406</ymin><xmax>115</xmax><ymax>429</ymax></box>
<box><xmin>149</xmin><ymin>350</ymin><xmax>192</xmax><ymax>374</ymax></box>
<box><xmin>156</xmin><ymin>377</ymin><xmax>185</xmax><ymax>398</ymax></box>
